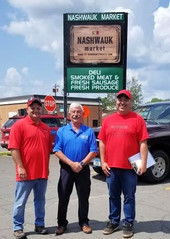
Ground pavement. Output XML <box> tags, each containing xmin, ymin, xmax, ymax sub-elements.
<box><xmin>0</xmin><ymin>153</ymin><xmax>170</xmax><ymax>239</ymax></box>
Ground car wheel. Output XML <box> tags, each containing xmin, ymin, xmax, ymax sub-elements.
<box><xmin>141</xmin><ymin>150</ymin><xmax>170</xmax><ymax>183</ymax></box>
<box><xmin>92</xmin><ymin>166</ymin><xmax>104</xmax><ymax>175</ymax></box>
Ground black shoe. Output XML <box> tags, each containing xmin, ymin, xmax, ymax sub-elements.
<box><xmin>55</xmin><ymin>226</ymin><xmax>67</xmax><ymax>235</ymax></box>
<box><xmin>34</xmin><ymin>226</ymin><xmax>48</xmax><ymax>235</ymax></box>
<box><xmin>13</xmin><ymin>230</ymin><xmax>27</xmax><ymax>239</ymax></box>
<box><xmin>122</xmin><ymin>222</ymin><xmax>134</xmax><ymax>238</ymax></box>
<box><xmin>103</xmin><ymin>221</ymin><xmax>119</xmax><ymax>235</ymax></box>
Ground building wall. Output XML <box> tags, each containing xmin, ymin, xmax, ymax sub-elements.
<box><xmin>0</xmin><ymin>102</ymin><xmax>101</xmax><ymax>128</ymax></box>
<box><xmin>82</xmin><ymin>104</ymin><xmax>100</xmax><ymax>127</ymax></box>
<box><xmin>0</xmin><ymin>104</ymin><xmax>26</xmax><ymax>127</ymax></box>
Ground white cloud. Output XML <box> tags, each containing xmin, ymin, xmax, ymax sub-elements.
<box><xmin>8</xmin><ymin>0</ymin><xmax>73</xmax><ymax>16</ymax></box>
<box><xmin>128</xmin><ymin>25</ymin><xmax>147</xmax><ymax>59</ymax></box>
<box><xmin>1</xmin><ymin>67</ymin><xmax>25</xmax><ymax>97</ymax></box>
<box><xmin>152</xmin><ymin>4</ymin><xmax>170</xmax><ymax>63</ymax></box>
<box><xmin>127</xmin><ymin>69</ymin><xmax>138</xmax><ymax>81</ymax></box>
<box><xmin>4</xmin><ymin>67</ymin><xmax>22</xmax><ymax>85</ymax></box>
<box><xmin>2</xmin><ymin>67</ymin><xmax>48</xmax><ymax>97</ymax></box>
<box><xmin>3</xmin><ymin>17</ymin><xmax>62</xmax><ymax>55</ymax></box>
<box><xmin>21</xmin><ymin>67</ymin><xmax>28</xmax><ymax>75</ymax></box>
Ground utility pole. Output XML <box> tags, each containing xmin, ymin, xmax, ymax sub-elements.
<box><xmin>98</xmin><ymin>97</ymin><xmax>102</xmax><ymax>126</ymax></box>
<box><xmin>53</xmin><ymin>84</ymin><xmax>59</xmax><ymax>96</ymax></box>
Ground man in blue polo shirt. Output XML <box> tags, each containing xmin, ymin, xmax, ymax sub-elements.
<box><xmin>53</xmin><ymin>103</ymin><xmax>98</xmax><ymax>235</ymax></box>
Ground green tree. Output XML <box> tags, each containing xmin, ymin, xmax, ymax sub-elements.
<box><xmin>127</xmin><ymin>77</ymin><xmax>143</xmax><ymax>110</ymax></box>
<box><xmin>150</xmin><ymin>98</ymin><xmax>170</xmax><ymax>103</ymax></box>
<box><xmin>150</xmin><ymin>98</ymin><xmax>163</xmax><ymax>103</ymax></box>
<box><xmin>101</xmin><ymin>93</ymin><xmax>117</xmax><ymax>112</ymax></box>
<box><xmin>101</xmin><ymin>77</ymin><xmax>143</xmax><ymax>112</ymax></box>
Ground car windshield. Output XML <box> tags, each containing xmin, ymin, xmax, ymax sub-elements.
<box><xmin>135</xmin><ymin>104</ymin><xmax>170</xmax><ymax>124</ymax></box>
<box><xmin>58</xmin><ymin>118</ymin><xmax>70</xmax><ymax>126</ymax></box>
<box><xmin>41</xmin><ymin>118</ymin><xmax>61</xmax><ymax>127</ymax></box>
<box><xmin>3</xmin><ymin>118</ymin><xmax>20</xmax><ymax>128</ymax></box>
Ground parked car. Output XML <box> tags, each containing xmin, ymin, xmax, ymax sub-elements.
<box><xmin>92</xmin><ymin>101</ymin><xmax>170</xmax><ymax>184</ymax></box>
<box><xmin>0</xmin><ymin>114</ymin><xmax>70</xmax><ymax>149</ymax></box>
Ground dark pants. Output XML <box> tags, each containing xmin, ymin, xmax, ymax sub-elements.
<box><xmin>57</xmin><ymin>162</ymin><xmax>91</xmax><ymax>227</ymax></box>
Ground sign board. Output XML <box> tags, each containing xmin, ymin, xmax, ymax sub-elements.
<box><xmin>70</xmin><ymin>25</ymin><xmax>121</xmax><ymax>64</ymax></box>
<box><xmin>83</xmin><ymin>105</ymin><xmax>90</xmax><ymax>118</ymax></box>
<box><xmin>44</xmin><ymin>95</ymin><xmax>56</xmax><ymax>113</ymax></box>
<box><xmin>67</xmin><ymin>67</ymin><xmax>123</xmax><ymax>92</ymax></box>
<box><xmin>64</xmin><ymin>12</ymin><xmax>128</xmax><ymax>93</ymax></box>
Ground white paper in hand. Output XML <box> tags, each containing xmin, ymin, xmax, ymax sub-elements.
<box><xmin>128</xmin><ymin>151</ymin><xmax>156</xmax><ymax>174</ymax></box>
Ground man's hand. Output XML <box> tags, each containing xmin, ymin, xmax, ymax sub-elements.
<box><xmin>18</xmin><ymin>166</ymin><xmax>27</xmax><ymax>179</ymax></box>
<box><xmin>137</xmin><ymin>162</ymin><xmax>147</xmax><ymax>175</ymax></box>
<box><xmin>102</xmin><ymin>162</ymin><xmax>111</xmax><ymax>176</ymax></box>
<box><xmin>70</xmin><ymin>162</ymin><xmax>82</xmax><ymax>173</ymax></box>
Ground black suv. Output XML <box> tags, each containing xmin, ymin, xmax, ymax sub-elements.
<box><xmin>92</xmin><ymin>101</ymin><xmax>170</xmax><ymax>184</ymax></box>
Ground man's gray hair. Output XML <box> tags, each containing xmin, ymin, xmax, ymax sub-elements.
<box><xmin>68</xmin><ymin>103</ymin><xmax>84</xmax><ymax>113</ymax></box>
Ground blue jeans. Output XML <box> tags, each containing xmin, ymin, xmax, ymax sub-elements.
<box><xmin>106</xmin><ymin>168</ymin><xmax>137</xmax><ymax>225</ymax></box>
<box><xmin>13</xmin><ymin>179</ymin><xmax>47</xmax><ymax>231</ymax></box>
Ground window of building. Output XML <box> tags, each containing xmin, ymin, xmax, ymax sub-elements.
<box><xmin>93</xmin><ymin>120</ymin><xmax>98</xmax><ymax>127</ymax></box>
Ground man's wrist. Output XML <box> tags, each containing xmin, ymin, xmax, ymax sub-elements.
<box><xmin>80</xmin><ymin>161</ymin><xmax>85</xmax><ymax>167</ymax></box>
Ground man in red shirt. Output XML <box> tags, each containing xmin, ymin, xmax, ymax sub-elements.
<box><xmin>8</xmin><ymin>97</ymin><xmax>52</xmax><ymax>239</ymax></box>
<box><xmin>98</xmin><ymin>90</ymin><xmax>149</xmax><ymax>238</ymax></box>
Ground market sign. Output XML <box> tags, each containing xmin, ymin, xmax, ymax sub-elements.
<box><xmin>64</xmin><ymin>12</ymin><xmax>128</xmax><ymax>93</ymax></box>
<box><xmin>70</xmin><ymin>25</ymin><xmax>121</xmax><ymax>64</ymax></box>
<box><xmin>67</xmin><ymin>12</ymin><xmax>125</xmax><ymax>21</ymax></box>
<box><xmin>67</xmin><ymin>67</ymin><xmax>123</xmax><ymax>93</ymax></box>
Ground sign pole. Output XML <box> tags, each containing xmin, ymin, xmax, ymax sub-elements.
<box><xmin>63</xmin><ymin>76</ymin><xmax>67</xmax><ymax>125</ymax></box>
<box><xmin>123</xmin><ymin>13</ymin><xmax>128</xmax><ymax>89</ymax></box>
<box><xmin>63</xmin><ymin>14</ymin><xmax>68</xmax><ymax>125</ymax></box>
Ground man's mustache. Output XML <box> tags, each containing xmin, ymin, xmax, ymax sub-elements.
<box><xmin>72</xmin><ymin>115</ymin><xmax>81</xmax><ymax>119</ymax></box>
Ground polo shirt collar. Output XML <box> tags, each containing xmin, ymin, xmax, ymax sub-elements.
<box><xmin>26</xmin><ymin>115</ymin><xmax>42</xmax><ymax>125</ymax></box>
<box><xmin>68</xmin><ymin>122</ymin><xmax>83</xmax><ymax>134</ymax></box>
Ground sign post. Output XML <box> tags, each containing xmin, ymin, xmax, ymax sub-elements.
<box><xmin>44</xmin><ymin>95</ymin><xmax>56</xmax><ymax>114</ymax></box>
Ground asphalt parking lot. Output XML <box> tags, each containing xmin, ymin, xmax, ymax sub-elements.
<box><xmin>0</xmin><ymin>153</ymin><xmax>170</xmax><ymax>239</ymax></box>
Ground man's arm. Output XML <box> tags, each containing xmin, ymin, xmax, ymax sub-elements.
<box><xmin>55</xmin><ymin>150</ymin><xmax>97</xmax><ymax>173</ymax></box>
<box><xmin>11</xmin><ymin>149</ymin><xmax>27</xmax><ymax>179</ymax></box>
<box><xmin>55</xmin><ymin>150</ymin><xmax>74</xmax><ymax>166</ymax></box>
<box><xmin>55</xmin><ymin>151</ymin><xmax>82</xmax><ymax>173</ymax></box>
<box><xmin>138</xmin><ymin>140</ymin><xmax>148</xmax><ymax>175</ymax></box>
<box><xmin>81</xmin><ymin>151</ymin><xmax>97</xmax><ymax>165</ymax></box>
<box><xmin>99</xmin><ymin>140</ymin><xmax>110</xmax><ymax>176</ymax></box>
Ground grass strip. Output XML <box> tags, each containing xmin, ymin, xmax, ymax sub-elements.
<box><xmin>0</xmin><ymin>151</ymin><xmax>11</xmax><ymax>156</ymax></box>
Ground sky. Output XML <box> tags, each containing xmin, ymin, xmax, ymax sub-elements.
<box><xmin>0</xmin><ymin>0</ymin><xmax>170</xmax><ymax>103</ymax></box>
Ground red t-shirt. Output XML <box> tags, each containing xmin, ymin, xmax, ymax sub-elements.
<box><xmin>98</xmin><ymin>111</ymin><xmax>149</xmax><ymax>169</ymax></box>
<box><xmin>8</xmin><ymin>116</ymin><xmax>52</xmax><ymax>181</ymax></box>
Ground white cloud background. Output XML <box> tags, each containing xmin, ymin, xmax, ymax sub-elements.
<box><xmin>0</xmin><ymin>0</ymin><xmax>170</xmax><ymax>102</ymax></box>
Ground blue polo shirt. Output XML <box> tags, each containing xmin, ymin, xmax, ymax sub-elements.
<box><xmin>53</xmin><ymin>123</ymin><xmax>98</xmax><ymax>162</ymax></box>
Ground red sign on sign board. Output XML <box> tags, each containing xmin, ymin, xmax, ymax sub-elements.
<box><xmin>44</xmin><ymin>95</ymin><xmax>56</xmax><ymax>113</ymax></box>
